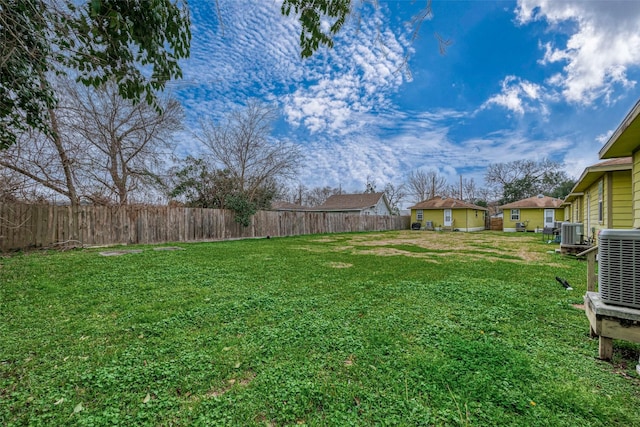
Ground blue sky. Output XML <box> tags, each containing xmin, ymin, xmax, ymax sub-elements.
<box><xmin>169</xmin><ymin>0</ymin><xmax>640</xmax><ymax>199</ymax></box>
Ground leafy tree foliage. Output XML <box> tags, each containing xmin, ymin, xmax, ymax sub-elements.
<box><xmin>281</xmin><ymin>0</ymin><xmax>350</xmax><ymax>58</ymax></box>
<box><xmin>1</xmin><ymin>0</ymin><xmax>362</xmax><ymax>150</ymax></box>
<box><xmin>169</xmin><ymin>157</ymin><xmax>235</xmax><ymax>209</ymax></box>
<box><xmin>64</xmin><ymin>0</ymin><xmax>191</xmax><ymax>106</ymax></box>
<box><xmin>1</xmin><ymin>0</ymin><xmax>191</xmax><ymax>150</ymax></box>
<box><xmin>169</xmin><ymin>157</ymin><xmax>277</xmax><ymax>227</ymax></box>
<box><xmin>485</xmin><ymin>159</ymin><xmax>573</xmax><ymax>204</ymax></box>
<box><xmin>549</xmin><ymin>178</ymin><xmax>576</xmax><ymax>200</ymax></box>
<box><xmin>0</xmin><ymin>0</ymin><xmax>54</xmax><ymax>149</ymax></box>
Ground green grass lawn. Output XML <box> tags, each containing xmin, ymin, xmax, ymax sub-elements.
<box><xmin>1</xmin><ymin>231</ymin><xmax>639</xmax><ymax>426</ymax></box>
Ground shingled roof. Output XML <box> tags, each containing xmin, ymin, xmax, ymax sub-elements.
<box><xmin>567</xmin><ymin>157</ymin><xmax>632</xmax><ymax>196</ymax></box>
<box><xmin>270</xmin><ymin>201</ymin><xmax>308</xmax><ymax>211</ymax></box>
<box><xmin>500</xmin><ymin>195</ymin><xmax>563</xmax><ymax>209</ymax></box>
<box><xmin>408</xmin><ymin>196</ymin><xmax>487</xmax><ymax>210</ymax></box>
<box><xmin>308</xmin><ymin>192</ymin><xmax>388</xmax><ymax>211</ymax></box>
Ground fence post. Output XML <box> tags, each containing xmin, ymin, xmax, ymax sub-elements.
<box><xmin>577</xmin><ymin>246</ymin><xmax>598</xmax><ymax>292</ymax></box>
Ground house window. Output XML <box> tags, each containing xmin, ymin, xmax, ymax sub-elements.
<box><xmin>416</xmin><ymin>210</ymin><xmax>423</xmax><ymax>221</ymax></box>
<box><xmin>598</xmin><ymin>180</ymin><xmax>603</xmax><ymax>223</ymax></box>
<box><xmin>511</xmin><ymin>209</ymin><xmax>520</xmax><ymax>221</ymax></box>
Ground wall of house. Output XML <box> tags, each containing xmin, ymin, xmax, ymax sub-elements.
<box><xmin>410</xmin><ymin>209</ymin><xmax>486</xmax><ymax>231</ymax></box>
<box><xmin>579</xmin><ymin>171</ymin><xmax>632</xmax><ymax>243</ymax></box>
<box><xmin>411</xmin><ymin>209</ymin><xmax>444</xmax><ymax>229</ymax></box>
<box><xmin>451</xmin><ymin>209</ymin><xmax>486</xmax><ymax>231</ymax></box>
<box><xmin>634</xmin><ymin>151</ymin><xmax>640</xmax><ymax>228</ymax></box>
<box><xmin>573</xmin><ymin>198</ymin><xmax>582</xmax><ymax>223</ymax></box>
<box><xmin>610</xmin><ymin>170</ymin><xmax>633</xmax><ymax>229</ymax></box>
<box><xmin>361</xmin><ymin>207</ymin><xmax>375</xmax><ymax>216</ymax></box>
<box><xmin>503</xmin><ymin>208</ymin><xmax>564</xmax><ymax>232</ymax></box>
<box><xmin>582</xmin><ymin>183</ymin><xmax>602</xmax><ymax>242</ymax></box>
<box><xmin>563</xmin><ymin>199</ymin><xmax>581</xmax><ymax>223</ymax></box>
<box><xmin>372</xmin><ymin>198</ymin><xmax>391</xmax><ymax>216</ymax></box>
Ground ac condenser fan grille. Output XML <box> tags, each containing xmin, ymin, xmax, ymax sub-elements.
<box><xmin>599</xmin><ymin>230</ymin><xmax>640</xmax><ymax>309</ymax></box>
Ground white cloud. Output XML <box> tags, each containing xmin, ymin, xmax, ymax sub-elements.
<box><xmin>172</xmin><ymin>1</ymin><xmax>414</xmax><ymax>153</ymax></box>
<box><xmin>281</xmin><ymin>5</ymin><xmax>412</xmax><ymax>135</ymax></box>
<box><xmin>481</xmin><ymin>76</ymin><xmax>547</xmax><ymax>116</ymax></box>
<box><xmin>516</xmin><ymin>0</ymin><xmax>640</xmax><ymax>105</ymax></box>
<box><xmin>295</xmin><ymin>107</ymin><xmax>577</xmax><ymax>194</ymax></box>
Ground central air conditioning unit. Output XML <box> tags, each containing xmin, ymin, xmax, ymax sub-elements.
<box><xmin>599</xmin><ymin>229</ymin><xmax>640</xmax><ymax>309</ymax></box>
<box><xmin>561</xmin><ymin>222</ymin><xmax>584</xmax><ymax>245</ymax></box>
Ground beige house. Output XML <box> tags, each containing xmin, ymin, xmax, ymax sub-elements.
<box><xmin>307</xmin><ymin>192</ymin><xmax>393</xmax><ymax>216</ymax></box>
<box><xmin>270</xmin><ymin>201</ymin><xmax>308</xmax><ymax>211</ymax></box>
<box><xmin>500</xmin><ymin>195</ymin><xmax>564</xmax><ymax>232</ymax></box>
<box><xmin>409</xmin><ymin>196</ymin><xmax>487</xmax><ymax>232</ymax></box>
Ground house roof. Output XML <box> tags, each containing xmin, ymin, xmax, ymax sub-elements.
<box><xmin>599</xmin><ymin>99</ymin><xmax>640</xmax><ymax>159</ymax></box>
<box><xmin>563</xmin><ymin>192</ymin><xmax>584</xmax><ymax>204</ymax></box>
<box><xmin>408</xmin><ymin>196</ymin><xmax>488</xmax><ymax>211</ymax></box>
<box><xmin>569</xmin><ymin>157</ymin><xmax>632</xmax><ymax>194</ymax></box>
<box><xmin>307</xmin><ymin>192</ymin><xmax>389</xmax><ymax>212</ymax></box>
<box><xmin>270</xmin><ymin>201</ymin><xmax>307</xmax><ymax>211</ymax></box>
<box><xmin>500</xmin><ymin>195</ymin><xmax>564</xmax><ymax>209</ymax></box>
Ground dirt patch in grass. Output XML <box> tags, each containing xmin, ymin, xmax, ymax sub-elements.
<box><xmin>333</xmin><ymin>231</ymin><xmax>555</xmax><ymax>264</ymax></box>
<box><xmin>99</xmin><ymin>250</ymin><xmax>143</xmax><ymax>256</ymax></box>
<box><xmin>203</xmin><ymin>371</ymin><xmax>256</xmax><ymax>399</ymax></box>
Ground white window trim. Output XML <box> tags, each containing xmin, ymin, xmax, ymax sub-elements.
<box><xmin>598</xmin><ymin>180</ymin><xmax>603</xmax><ymax>223</ymax></box>
<box><xmin>510</xmin><ymin>209</ymin><xmax>520</xmax><ymax>221</ymax></box>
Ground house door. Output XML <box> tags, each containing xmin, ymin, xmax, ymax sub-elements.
<box><xmin>444</xmin><ymin>209</ymin><xmax>452</xmax><ymax>227</ymax></box>
<box><xmin>544</xmin><ymin>209</ymin><xmax>555</xmax><ymax>228</ymax></box>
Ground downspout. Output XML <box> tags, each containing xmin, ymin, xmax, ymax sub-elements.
<box><xmin>606</xmin><ymin>172</ymin><xmax>613</xmax><ymax>228</ymax></box>
<box><xmin>466</xmin><ymin>209</ymin><xmax>468</xmax><ymax>232</ymax></box>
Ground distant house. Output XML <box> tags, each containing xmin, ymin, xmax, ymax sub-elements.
<box><xmin>270</xmin><ymin>201</ymin><xmax>308</xmax><ymax>211</ymax></box>
<box><xmin>500</xmin><ymin>195</ymin><xmax>564</xmax><ymax>232</ymax></box>
<box><xmin>307</xmin><ymin>192</ymin><xmax>393</xmax><ymax>216</ymax></box>
<box><xmin>408</xmin><ymin>196</ymin><xmax>487</xmax><ymax>232</ymax></box>
<box><xmin>563</xmin><ymin>157</ymin><xmax>632</xmax><ymax>242</ymax></box>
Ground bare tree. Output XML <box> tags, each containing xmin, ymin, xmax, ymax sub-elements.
<box><xmin>462</xmin><ymin>177</ymin><xmax>478</xmax><ymax>203</ymax></box>
<box><xmin>66</xmin><ymin>81</ymin><xmax>182</xmax><ymax>205</ymax></box>
<box><xmin>279</xmin><ymin>183</ymin><xmax>309</xmax><ymax>205</ymax></box>
<box><xmin>383</xmin><ymin>182</ymin><xmax>406</xmax><ymax>214</ymax></box>
<box><xmin>0</xmin><ymin>100</ymin><xmax>83</xmax><ymax>206</ymax></box>
<box><xmin>196</xmin><ymin>100</ymin><xmax>303</xmax><ymax>204</ymax></box>
<box><xmin>406</xmin><ymin>169</ymin><xmax>448</xmax><ymax>202</ymax></box>
<box><xmin>0</xmin><ymin>78</ymin><xmax>181</xmax><ymax>206</ymax></box>
<box><xmin>305</xmin><ymin>186</ymin><xmax>342</xmax><ymax>207</ymax></box>
<box><xmin>364</xmin><ymin>176</ymin><xmax>377</xmax><ymax>193</ymax></box>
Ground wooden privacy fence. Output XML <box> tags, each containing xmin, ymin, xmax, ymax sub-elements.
<box><xmin>0</xmin><ymin>203</ymin><xmax>411</xmax><ymax>251</ymax></box>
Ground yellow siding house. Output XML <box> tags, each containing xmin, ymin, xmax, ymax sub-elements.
<box><xmin>409</xmin><ymin>196</ymin><xmax>487</xmax><ymax>231</ymax></box>
<box><xmin>500</xmin><ymin>195</ymin><xmax>564</xmax><ymax>232</ymax></box>
<box><xmin>562</xmin><ymin>192</ymin><xmax>582</xmax><ymax>224</ymax></box>
<box><xmin>599</xmin><ymin>99</ymin><xmax>640</xmax><ymax>229</ymax></box>
<box><xmin>563</xmin><ymin>158</ymin><xmax>632</xmax><ymax>243</ymax></box>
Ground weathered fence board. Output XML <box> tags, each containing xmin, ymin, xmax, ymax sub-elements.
<box><xmin>0</xmin><ymin>202</ymin><xmax>410</xmax><ymax>251</ymax></box>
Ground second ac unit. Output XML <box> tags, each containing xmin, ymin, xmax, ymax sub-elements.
<box><xmin>561</xmin><ymin>222</ymin><xmax>583</xmax><ymax>245</ymax></box>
